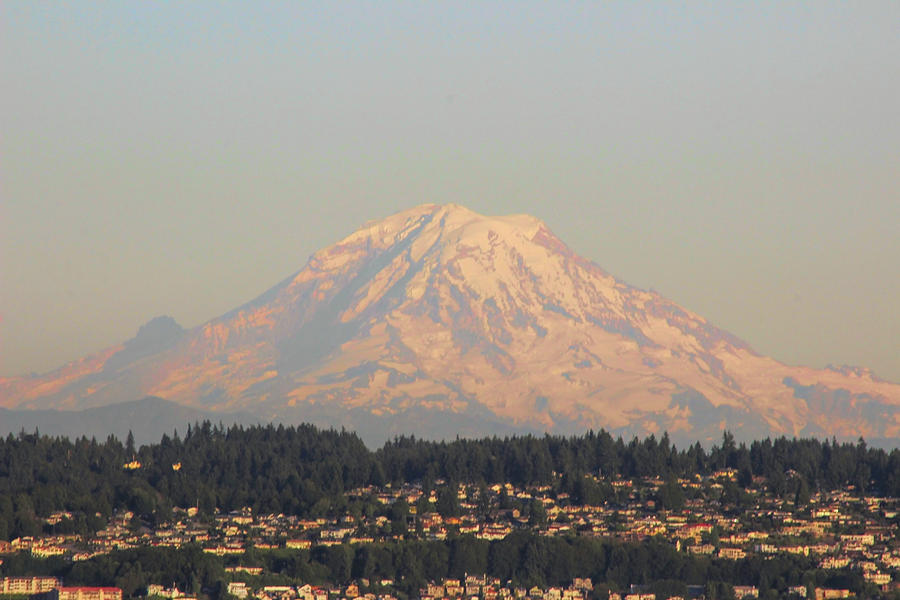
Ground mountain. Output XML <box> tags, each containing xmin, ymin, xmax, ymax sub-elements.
<box><xmin>2</xmin><ymin>204</ymin><xmax>898</xmax><ymax>446</ymax></box>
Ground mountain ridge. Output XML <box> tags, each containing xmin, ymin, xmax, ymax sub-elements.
<box><xmin>2</xmin><ymin>204</ymin><xmax>898</xmax><ymax>444</ymax></box>
<box><xmin>0</xmin><ymin>396</ymin><xmax>260</xmax><ymax>446</ymax></box>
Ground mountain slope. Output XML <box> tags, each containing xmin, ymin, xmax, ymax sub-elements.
<box><xmin>2</xmin><ymin>204</ymin><xmax>898</xmax><ymax>444</ymax></box>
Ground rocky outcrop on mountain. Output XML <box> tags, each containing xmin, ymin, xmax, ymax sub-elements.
<box><xmin>2</xmin><ymin>204</ymin><xmax>898</xmax><ymax>444</ymax></box>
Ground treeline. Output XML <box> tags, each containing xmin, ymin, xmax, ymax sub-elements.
<box><xmin>1</xmin><ymin>424</ymin><xmax>899</xmax><ymax>539</ymax></box>
<box><xmin>376</xmin><ymin>431</ymin><xmax>899</xmax><ymax>492</ymax></box>
<box><xmin>0</xmin><ymin>534</ymin><xmax>884</xmax><ymax>599</ymax></box>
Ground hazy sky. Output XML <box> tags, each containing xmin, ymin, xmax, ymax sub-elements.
<box><xmin>2</xmin><ymin>2</ymin><xmax>898</xmax><ymax>382</ymax></box>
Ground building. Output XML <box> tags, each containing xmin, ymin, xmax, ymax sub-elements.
<box><xmin>1</xmin><ymin>577</ymin><xmax>61</xmax><ymax>595</ymax></box>
<box><xmin>814</xmin><ymin>590</ymin><xmax>850</xmax><ymax>600</ymax></box>
<box><xmin>718</xmin><ymin>547</ymin><xmax>746</xmax><ymax>560</ymax></box>
<box><xmin>32</xmin><ymin>588</ymin><xmax>123</xmax><ymax>600</ymax></box>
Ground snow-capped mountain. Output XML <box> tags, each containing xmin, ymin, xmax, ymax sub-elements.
<box><xmin>3</xmin><ymin>204</ymin><xmax>898</xmax><ymax>444</ymax></box>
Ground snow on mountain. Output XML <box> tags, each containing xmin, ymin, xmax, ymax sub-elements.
<box><xmin>2</xmin><ymin>204</ymin><xmax>898</xmax><ymax>444</ymax></box>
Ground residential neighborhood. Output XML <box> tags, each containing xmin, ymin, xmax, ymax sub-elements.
<box><xmin>2</xmin><ymin>468</ymin><xmax>898</xmax><ymax>599</ymax></box>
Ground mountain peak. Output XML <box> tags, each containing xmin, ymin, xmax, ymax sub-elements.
<box><xmin>353</xmin><ymin>203</ymin><xmax>545</xmax><ymax>245</ymax></box>
<box><xmin>304</xmin><ymin>204</ymin><xmax>551</xmax><ymax>280</ymax></box>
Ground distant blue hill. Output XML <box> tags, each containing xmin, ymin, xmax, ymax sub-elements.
<box><xmin>0</xmin><ymin>396</ymin><xmax>259</xmax><ymax>446</ymax></box>
<box><xmin>1</xmin><ymin>396</ymin><xmax>897</xmax><ymax>450</ymax></box>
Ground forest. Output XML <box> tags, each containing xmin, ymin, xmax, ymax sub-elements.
<box><xmin>1</xmin><ymin>423</ymin><xmax>898</xmax><ymax>541</ymax></box>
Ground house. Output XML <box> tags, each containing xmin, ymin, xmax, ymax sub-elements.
<box><xmin>814</xmin><ymin>590</ymin><xmax>850</xmax><ymax>600</ymax></box>
<box><xmin>718</xmin><ymin>547</ymin><xmax>746</xmax><ymax>560</ymax></box>
<box><xmin>676</xmin><ymin>523</ymin><xmax>712</xmax><ymax>541</ymax></box>
<box><xmin>225</xmin><ymin>566</ymin><xmax>264</xmax><ymax>576</ymax></box>
<box><xmin>571</xmin><ymin>579</ymin><xmax>592</xmax><ymax>592</ymax></box>
<box><xmin>147</xmin><ymin>584</ymin><xmax>185</xmax><ymax>598</ymax></box>
<box><xmin>444</xmin><ymin>581</ymin><xmax>463</xmax><ymax>596</ymax></box>
<box><xmin>33</xmin><ymin>587</ymin><xmax>123</xmax><ymax>600</ymax></box>
<box><xmin>840</xmin><ymin>534</ymin><xmax>874</xmax><ymax>546</ymax></box>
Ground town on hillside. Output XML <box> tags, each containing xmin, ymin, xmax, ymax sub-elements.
<box><xmin>2</xmin><ymin>468</ymin><xmax>898</xmax><ymax>600</ymax></box>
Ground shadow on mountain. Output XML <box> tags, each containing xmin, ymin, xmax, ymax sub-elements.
<box><xmin>277</xmin><ymin>214</ymin><xmax>434</xmax><ymax>373</ymax></box>
<box><xmin>608</xmin><ymin>390</ymin><xmax>777</xmax><ymax>447</ymax></box>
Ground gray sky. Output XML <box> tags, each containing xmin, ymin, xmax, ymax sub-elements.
<box><xmin>2</xmin><ymin>2</ymin><xmax>898</xmax><ymax>382</ymax></box>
